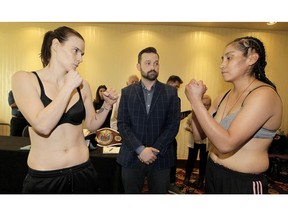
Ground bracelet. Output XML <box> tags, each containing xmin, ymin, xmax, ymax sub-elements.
<box><xmin>102</xmin><ymin>105</ymin><xmax>112</xmax><ymax>111</ymax></box>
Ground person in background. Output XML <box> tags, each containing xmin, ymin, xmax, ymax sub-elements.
<box><xmin>166</xmin><ymin>75</ymin><xmax>183</xmax><ymax>89</ymax></box>
<box><xmin>8</xmin><ymin>90</ymin><xmax>29</xmax><ymax>136</ymax></box>
<box><xmin>185</xmin><ymin>36</ymin><xmax>282</xmax><ymax>194</ymax></box>
<box><xmin>110</xmin><ymin>74</ymin><xmax>139</xmax><ymax>131</ymax></box>
<box><xmin>165</xmin><ymin>75</ymin><xmax>185</xmax><ymax>194</ymax></box>
<box><xmin>93</xmin><ymin>85</ymin><xmax>112</xmax><ymax>128</ymax></box>
<box><xmin>12</xmin><ymin>26</ymin><xmax>118</xmax><ymax>194</ymax></box>
<box><xmin>117</xmin><ymin>47</ymin><xmax>181</xmax><ymax>194</ymax></box>
<box><xmin>183</xmin><ymin>94</ymin><xmax>211</xmax><ymax>190</ymax></box>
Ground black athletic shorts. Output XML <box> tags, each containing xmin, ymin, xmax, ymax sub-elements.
<box><xmin>205</xmin><ymin>157</ymin><xmax>268</xmax><ymax>194</ymax></box>
<box><xmin>22</xmin><ymin>159</ymin><xmax>99</xmax><ymax>194</ymax></box>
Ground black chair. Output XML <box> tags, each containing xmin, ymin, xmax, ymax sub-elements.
<box><xmin>22</xmin><ymin>125</ymin><xmax>30</xmax><ymax>137</ymax></box>
<box><xmin>267</xmin><ymin>135</ymin><xmax>288</xmax><ymax>183</ymax></box>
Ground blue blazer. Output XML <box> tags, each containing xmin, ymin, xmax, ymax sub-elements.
<box><xmin>117</xmin><ymin>80</ymin><xmax>181</xmax><ymax>169</ymax></box>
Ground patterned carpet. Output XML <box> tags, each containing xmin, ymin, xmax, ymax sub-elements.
<box><xmin>174</xmin><ymin>168</ymin><xmax>288</xmax><ymax>194</ymax></box>
<box><xmin>174</xmin><ymin>168</ymin><xmax>204</xmax><ymax>194</ymax></box>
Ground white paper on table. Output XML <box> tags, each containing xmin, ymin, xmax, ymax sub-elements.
<box><xmin>20</xmin><ymin>145</ymin><xmax>31</xmax><ymax>150</ymax></box>
<box><xmin>103</xmin><ymin>146</ymin><xmax>120</xmax><ymax>154</ymax></box>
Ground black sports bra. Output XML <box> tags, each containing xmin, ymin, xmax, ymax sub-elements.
<box><xmin>33</xmin><ymin>71</ymin><xmax>85</xmax><ymax>126</ymax></box>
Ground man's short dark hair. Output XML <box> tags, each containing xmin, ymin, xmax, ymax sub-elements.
<box><xmin>138</xmin><ymin>47</ymin><xmax>159</xmax><ymax>63</ymax></box>
<box><xmin>166</xmin><ymin>75</ymin><xmax>183</xmax><ymax>84</ymax></box>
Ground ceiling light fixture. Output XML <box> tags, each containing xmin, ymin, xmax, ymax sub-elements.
<box><xmin>267</xmin><ymin>22</ymin><xmax>277</xmax><ymax>26</ymax></box>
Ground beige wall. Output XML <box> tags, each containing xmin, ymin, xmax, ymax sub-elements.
<box><xmin>0</xmin><ymin>22</ymin><xmax>287</xmax><ymax>159</ymax></box>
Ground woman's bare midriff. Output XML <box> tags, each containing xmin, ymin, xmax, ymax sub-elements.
<box><xmin>27</xmin><ymin>124</ymin><xmax>89</xmax><ymax>170</ymax></box>
<box><xmin>209</xmin><ymin>138</ymin><xmax>272</xmax><ymax>174</ymax></box>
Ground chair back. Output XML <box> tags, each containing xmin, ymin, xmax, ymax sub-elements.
<box><xmin>0</xmin><ymin>123</ymin><xmax>10</xmax><ymax>136</ymax></box>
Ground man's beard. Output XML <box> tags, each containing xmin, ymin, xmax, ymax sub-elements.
<box><xmin>141</xmin><ymin>69</ymin><xmax>158</xmax><ymax>81</ymax></box>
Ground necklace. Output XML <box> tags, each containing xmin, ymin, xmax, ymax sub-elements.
<box><xmin>221</xmin><ymin>79</ymin><xmax>256</xmax><ymax>121</ymax></box>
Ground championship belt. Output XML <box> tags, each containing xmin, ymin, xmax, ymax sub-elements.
<box><xmin>95</xmin><ymin>127</ymin><xmax>122</xmax><ymax>147</ymax></box>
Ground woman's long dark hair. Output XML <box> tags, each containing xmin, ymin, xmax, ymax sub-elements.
<box><xmin>94</xmin><ymin>85</ymin><xmax>107</xmax><ymax>104</ymax></box>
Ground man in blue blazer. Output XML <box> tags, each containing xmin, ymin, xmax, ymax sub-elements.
<box><xmin>117</xmin><ymin>47</ymin><xmax>181</xmax><ymax>193</ymax></box>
